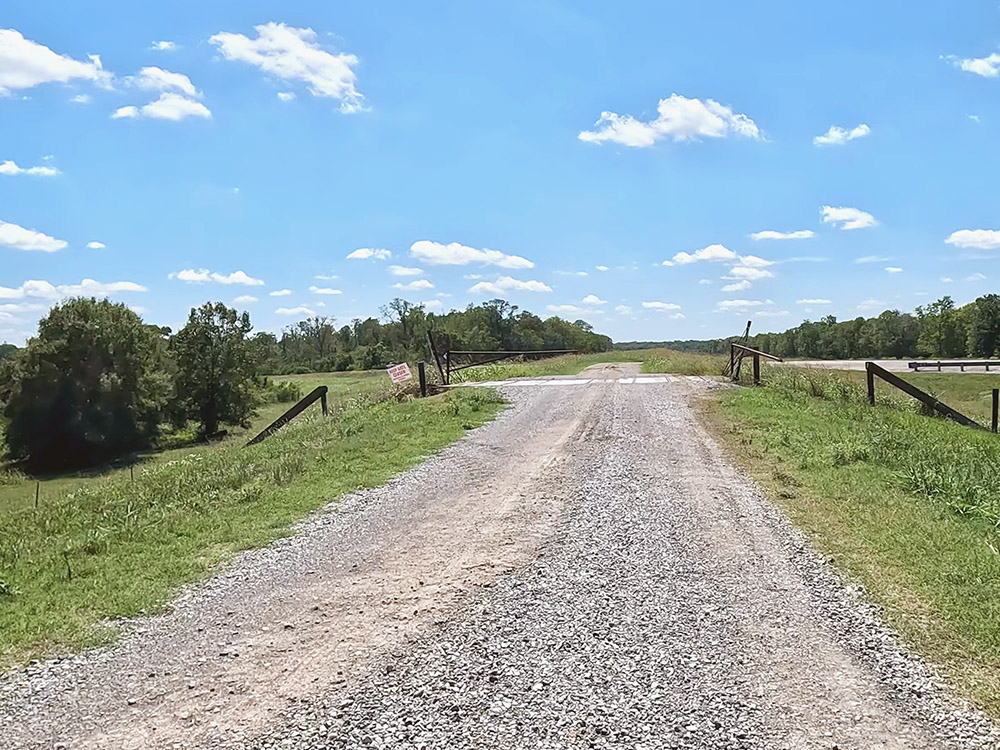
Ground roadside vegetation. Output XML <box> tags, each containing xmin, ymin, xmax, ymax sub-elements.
<box><xmin>709</xmin><ymin>363</ymin><xmax>1000</xmax><ymax>716</ymax></box>
<box><xmin>0</xmin><ymin>387</ymin><xmax>503</xmax><ymax>669</ymax></box>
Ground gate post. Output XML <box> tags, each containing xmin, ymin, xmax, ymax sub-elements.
<box><xmin>418</xmin><ymin>361</ymin><xmax>427</xmax><ymax>397</ymax></box>
<box><xmin>866</xmin><ymin>362</ymin><xmax>875</xmax><ymax>406</ymax></box>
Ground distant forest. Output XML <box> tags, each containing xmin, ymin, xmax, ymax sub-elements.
<box><xmin>617</xmin><ymin>295</ymin><xmax>1000</xmax><ymax>360</ymax></box>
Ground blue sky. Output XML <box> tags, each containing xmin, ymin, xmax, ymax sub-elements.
<box><xmin>3</xmin><ymin>1</ymin><xmax>1000</xmax><ymax>345</ymax></box>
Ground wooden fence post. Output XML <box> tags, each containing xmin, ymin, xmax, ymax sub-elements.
<box><xmin>752</xmin><ymin>354</ymin><xmax>760</xmax><ymax>386</ymax></box>
<box><xmin>993</xmin><ymin>389</ymin><xmax>998</xmax><ymax>433</ymax></box>
<box><xmin>418</xmin><ymin>361</ymin><xmax>427</xmax><ymax>397</ymax></box>
<box><xmin>866</xmin><ymin>363</ymin><xmax>875</xmax><ymax>406</ymax></box>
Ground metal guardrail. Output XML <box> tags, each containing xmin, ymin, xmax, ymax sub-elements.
<box><xmin>908</xmin><ymin>360</ymin><xmax>1000</xmax><ymax>372</ymax></box>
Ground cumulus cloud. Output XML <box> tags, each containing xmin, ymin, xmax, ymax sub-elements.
<box><xmin>150</xmin><ymin>41</ymin><xmax>178</xmax><ymax>51</ymax></box>
<box><xmin>346</xmin><ymin>247</ymin><xmax>391</xmax><ymax>260</ymax></box>
<box><xmin>210</xmin><ymin>22</ymin><xmax>364</xmax><ymax>113</ymax></box>
<box><xmin>69</xmin><ymin>93</ymin><xmax>90</xmax><ymax>103</ymax></box>
<box><xmin>595</xmin><ymin>265</ymin><xmax>609</xmax><ymax>271</ymax></box>
<box><xmin>393</xmin><ymin>279</ymin><xmax>434</xmax><ymax>291</ymax></box>
<box><xmin>130</xmin><ymin>66</ymin><xmax>200</xmax><ymax>97</ymax></box>
<box><xmin>750</xmin><ymin>230</ymin><xmax>814</xmax><ymax>241</ymax></box>
<box><xmin>0</xmin><ymin>28</ymin><xmax>112</xmax><ymax>95</ymax></box>
<box><xmin>468</xmin><ymin>276</ymin><xmax>551</xmax><ymax>295</ymax></box>
<box><xmin>716</xmin><ymin>299</ymin><xmax>772</xmax><ymax>312</ymax></box>
<box><xmin>546</xmin><ymin>304</ymin><xmax>588</xmax><ymax>315</ymax></box>
<box><xmin>387</xmin><ymin>265</ymin><xmax>423</xmax><ymax>276</ymax></box>
<box><xmin>86</xmin><ymin>241</ymin><xmax>105</xmax><ymax>249</ymax></box>
<box><xmin>941</xmin><ymin>276</ymin><xmax>953</xmax><ymax>283</ymax></box>
<box><xmin>857</xmin><ymin>298</ymin><xmax>887</xmax><ymax>310</ymax></box>
<box><xmin>967</xmin><ymin>272</ymin><xmax>987</xmax><ymax>281</ymax></box>
<box><xmin>0</xmin><ymin>219</ymin><xmax>67</xmax><ymax>252</ymax></box>
<box><xmin>277</xmin><ymin>91</ymin><xmax>295</xmax><ymax>102</ymax></box>
<box><xmin>821</xmin><ymin>205</ymin><xmax>877</xmax><ymax>230</ymax></box>
<box><xmin>579</xmin><ymin>94</ymin><xmax>760</xmax><ymax>147</ymax></box>
<box><xmin>581</xmin><ymin>294</ymin><xmax>606</xmax><ymax>304</ymax></box>
<box><xmin>722</xmin><ymin>280</ymin><xmax>751</xmax><ymax>292</ymax></box>
<box><xmin>948</xmin><ymin>52</ymin><xmax>1000</xmax><ymax>78</ymax></box>
<box><xmin>945</xmin><ymin>229</ymin><xmax>1000</xmax><ymax>250</ymax></box>
<box><xmin>813</xmin><ymin>123</ymin><xmax>870</xmax><ymax>146</ymax></box>
<box><xmin>0</xmin><ymin>278</ymin><xmax>146</xmax><ymax>299</ymax></box>
<box><xmin>554</xmin><ymin>270</ymin><xmax>588</xmax><ymax>277</ymax></box>
<box><xmin>669</xmin><ymin>244</ymin><xmax>738</xmax><ymax>265</ymax></box>
<box><xmin>169</xmin><ymin>268</ymin><xmax>264</xmax><ymax>285</ymax></box>
<box><xmin>411</xmin><ymin>240</ymin><xmax>533</xmax><ymax>269</ymax></box>
<box><xmin>796</xmin><ymin>298</ymin><xmax>832</xmax><ymax>304</ymax></box>
<box><xmin>275</xmin><ymin>306</ymin><xmax>315</xmax><ymax>316</ymax></box>
<box><xmin>269</xmin><ymin>289</ymin><xmax>292</xmax><ymax>296</ymax></box>
<box><xmin>112</xmin><ymin>92</ymin><xmax>211</xmax><ymax>121</ymax></box>
<box><xmin>0</xmin><ymin>159</ymin><xmax>60</xmax><ymax>177</ymax></box>
<box><xmin>615</xmin><ymin>305</ymin><xmax>631</xmax><ymax>315</ymax></box>
<box><xmin>233</xmin><ymin>295</ymin><xmax>257</xmax><ymax>303</ymax></box>
<box><xmin>724</xmin><ymin>266</ymin><xmax>774</xmax><ymax>281</ymax></box>
<box><xmin>309</xmin><ymin>285</ymin><xmax>342</xmax><ymax>294</ymax></box>
<box><xmin>642</xmin><ymin>301</ymin><xmax>682</xmax><ymax>311</ymax></box>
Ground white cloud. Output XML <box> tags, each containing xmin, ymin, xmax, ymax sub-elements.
<box><xmin>855</xmin><ymin>255</ymin><xmax>890</xmax><ymax>264</ymax></box>
<box><xmin>131</xmin><ymin>66</ymin><xmax>200</xmax><ymax>97</ymax></box>
<box><xmin>757</xmin><ymin>310</ymin><xmax>790</xmax><ymax>318</ymax></box>
<box><xmin>0</xmin><ymin>29</ymin><xmax>112</xmax><ymax>95</ymax></box>
<box><xmin>941</xmin><ymin>276</ymin><xmax>953</xmax><ymax>283</ymax></box>
<box><xmin>0</xmin><ymin>219</ymin><xmax>67</xmax><ymax>252</ymax></box>
<box><xmin>725</xmin><ymin>266</ymin><xmax>774</xmax><ymax>280</ymax></box>
<box><xmin>410</xmin><ymin>240</ymin><xmax>533</xmax><ymax>269</ymax></box>
<box><xmin>394</xmin><ymin>279</ymin><xmax>435</xmax><ymax>291</ymax></box>
<box><xmin>578</xmin><ymin>94</ymin><xmax>760</xmax><ymax>147</ymax></box>
<box><xmin>736</xmin><ymin>254</ymin><xmax>774</xmax><ymax>268</ymax></box>
<box><xmin>269</xmin><ymin>289</ymin><xmax>292</xmax><ymax>296</ymax></box>
<box><xmin>796</xmin><ymin>298</ymin><xmax>832</xmax><ymax>304</ymax></box>
<box><xmin>750</xmin><ymin>230</ymin><xmax>814</xmax><ymax>241</ymax></box>
<box><xmin>967</xmin><ymin>272</ymin><xmax>987</xmax><ymax>281</ymax></box>
<box><xmin>885</xmin><ymin>267</ymin><xmax>902</xmax><ymax>273</ymax></box>
<box><xmin>716</xmin><ymin>299</ymin><xmax>769</xmax><ymax>312</ymax></box>
<box><xmin>70</xmin><ymin>93</ymin><xmax>90</xmax><ymax>104</ymax></box>
<box><xmin>210</xmin><ymin>22</ymin><xmax>364</xmax><ymax>113</ymax></box>
<box><xmin>950</xmin><ymin>52</ymin><xmax>1000</xmax><ymax>78</ymax></box>
<box><xmin>671</xmin><ymin>244</ymin><xmax>738</xmax><ymax>265</ymax></box>
<box><xmin>314</xmin><ymin>273</ymin><xmax>338</xmax><ymax>280</ymax></box>
<box><xmin>945</xmin><ymin>229</ymin><xmax>1000</xmax><ymax>250</ymax></box>
<box><xmin>275</xmin><ymin>306</ymin><xmax>315</xmax><ymax>316</ymax></box>
<box><xmin>581</xmin><ymin>294</ymin><xmax>606</xmax><ymax>304</ymax></box>
<box><xmin>346</xmin><ymin>247</ymin><xmax>391</xmax><ymax>260</ymax></box>
<box><xmin>469</xmin><ymin>276</ymin><xmax>552</xmax><ymax>295</ymax></box>
<box><xmin>554</xmin><ymin>270</ymin><xmax>588</xmax><ymax>276</ymax></box>
<box><xmin>113</xmin><ymin>92</ymin><xmax>211</xmax><ymax>121</ymax></box>
<box><xmin>699</xmin><ymin>279</ymin><xmax>713</xmax><ymax>285</ymax></box>
<box><xmin>150</xmin><ymin>41</ymin><xmax>178</xmax><ymax>51</ymax></box>
<box><xmin>277</xmin><ymin>91</ymin><xmax>295</xmax><ymax>102</ymax></box>
<box><xmin>86</xmin><ymin>241</ymin><xmax>105</xmax><ymax>249</ymax></box>
<box><xmin>821</xmin><ymin>205</ymin><xmax>877</xmax><ymax>230</ymax></box>
<box><xmin>0</xmin><ymin>278</ymin><xmax>146</xmax><ymax>300</ymax></box>
<box><xmin>0</xmin><ymin>159</ymin><xmax>60</xmax><ymax>177</ymax></box>
<box><xmin>722</xmin><ymin>280</ymin><xmax>751</xmax><ymax>292</ymax></box>
<box><xmin>169</xmin><ymin>268</ymin><xmax>264</xmax><ymax>285</ymax></box>
<box><xmin>615</xmin><ymin>305</ymin><xmax>631</xmax><ymax>314</ymax></box>
<box><xmin>387</xmin><ymin>265</ymin><xmax>423</xmax><ymax>276</ymax></box>
<box><xmin>421</xmin><ymin>299</ymin><xmax>443</xmax><ymax>311</ymax></box>
<box><xmin>813</xmin><ymin>123</ymin><xmax>870</xmax><ymax>146</ymax></box>
<box><xmin>642</xmin><ymin>301</ymin><xmax>682</xmax><ymax>311</ymax></box>
<box><xmin>547</xmin><ymin>304</ymin><xmax>587</xmax><ymax>314</ymax></box>
<box><xmin>595</xmin><ymin>265</ymin><xmax>609</xmax><ymax>271</ymax></box>
<box><xmin>857</xmin><ymin>298</ymin><xmax>887</xmax><ymax>310</ymax></box>
<box><xmin>309</xmin><ymin>285</ymin><xmax>342</xmax><ymax>294</ymax></box>
<box><xmin>233</xmin><ymin>295</ymin><xmax>257</xmax><ymax>303</ymax></box>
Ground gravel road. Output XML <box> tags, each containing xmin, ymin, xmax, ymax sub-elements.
<box><xmin>3</xmin><ymin>366</ymin><xmax>997</xmax><ymax>748</ymax></box>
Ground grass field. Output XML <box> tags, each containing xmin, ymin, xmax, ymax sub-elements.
<box><xmin>709</xmin><ymin>365</ymin><xmax>1000</xmax><ymax>717</ymax></box>
<box><xmin>0</xmin><ymin>379</ymin><xmax>499</xmax><ymax>669</ymax></box>
<box><xmin>449</xmin><ymin>348</ymin><xmax>726</xmax><ymax>382</ymax></box>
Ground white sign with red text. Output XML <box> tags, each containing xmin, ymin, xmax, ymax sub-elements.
<box><xmin>387</xmin><ymin>362</ymin><xmax>413</xmax><ymax>384</ymax></box>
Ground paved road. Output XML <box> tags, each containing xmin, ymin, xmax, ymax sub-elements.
<box><xmin>2</xmin><ymin>367</ymin><xmax>996</xmax><ymax>748</ymax></box>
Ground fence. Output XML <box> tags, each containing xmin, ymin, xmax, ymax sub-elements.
<box><xmin>730</xmin><ymin>343</ymin><xmax>783</xmax><ymax>385</ymax></box>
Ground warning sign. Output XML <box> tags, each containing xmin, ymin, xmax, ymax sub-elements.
<box><xmin>387</xmin><ymin>362</ymin><xmax>413</xmax><ymax>384</ymax></box>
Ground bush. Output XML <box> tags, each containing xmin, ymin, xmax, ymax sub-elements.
<box><xmin>1</xmin><ymin>299</ymin><xmax>172</xmax><ymax>470</ymax></box>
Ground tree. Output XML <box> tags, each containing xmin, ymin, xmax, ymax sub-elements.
<box><xmin>966</xmin><ymin>294</ymin><xmax>1000</xmax><ymax>357</ymax></box>
<box><xmin>2</xmin><ymin>299</ymin><xmax>171</xmax><ymax>469</ymax></box>
<box><xmin>171</xmin><ymin>303</ymin><xmax>258</xmax><ymax>436</ymax></box>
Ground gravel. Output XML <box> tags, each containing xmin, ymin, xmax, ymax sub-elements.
<box><xmin>3</xmin><ymin>371</ymin><xmax>998</xmax><ymax>749</ymax></box>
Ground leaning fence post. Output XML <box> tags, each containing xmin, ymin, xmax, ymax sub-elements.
<box><xmin>992</xmin><ymin>389</ymin><xmax>998</xmax><ymax>433</ymax></box>
<box><xmin>866</xmin><ymin>362</ymin><xmax>875</xmax><ymax>406</ymax></box>
<box><xmin>418</xmin><ymin>361</ymin><xmax>427</xmax><ymax>397</ymax></box>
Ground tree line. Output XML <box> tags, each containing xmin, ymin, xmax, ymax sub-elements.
<box><xmin>616</xmin><ymin>295</ymin><xmax>1000</xmax><ymax>361</ymax></box>
<box><xmin>0</xmin><ymin>297</ymin><xmax>610</xmax><ymax>470</ymax></box>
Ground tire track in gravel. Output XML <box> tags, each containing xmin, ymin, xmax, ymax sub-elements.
<box><xmin>0</xmin><ymin>384</ymin><xmax>602</xmax><ymax>749</ymax></box>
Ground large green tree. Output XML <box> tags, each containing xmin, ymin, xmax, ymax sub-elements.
<box><xmin>2</xmin><ymin>299</ymin><xmax>171</xmax><ymax>469</ymax></box>
<box><xmin>171</xmin><ymin>303</ymin><xmax>258</xmax><ymax>436</ymax></box>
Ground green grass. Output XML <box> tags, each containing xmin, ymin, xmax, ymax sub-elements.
<box><xmin>707</xmin><ymin>366</ymin><xmax>1000</xmax><ymax>716</ymax></box>
<box><xmin>0</xmin><ymin>387</ymin><xmax>503</xmax><ymax>670</ymax></box>
<box><xmin>449</xmin><ymin>348</ymin><xmax>724</xmax><ymax>382</ymax></box>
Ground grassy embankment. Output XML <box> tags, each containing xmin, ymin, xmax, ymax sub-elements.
<box><xmin>0</xmin><ymin>379</ymin><xmax>503</xmax><ymax>670</ymax></box>
<box><xmin>705</xmin><ymin>363</ymin><xmax>1000</xmax><ymax>716</ymax></box>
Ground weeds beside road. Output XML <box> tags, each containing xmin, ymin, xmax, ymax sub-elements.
<box><xmin>0</xmin><ymin>387</ymin><xmax>503</xmax><ymax>670</ymax></box>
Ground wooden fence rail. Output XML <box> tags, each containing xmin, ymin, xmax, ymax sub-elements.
<box><xmin>865</xmin><ymin>361</ymin><xmax>987</xmax><ymax>431</ymax></box>
<box><xmin>246</xmin><ymin>385</ymin><xmax>329</xmax><ymax>446</ymax></box>
<box><xmin>730</xmin><ymin>343</ymin><xmax>783</xmax><ymax>385</ymax></box>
